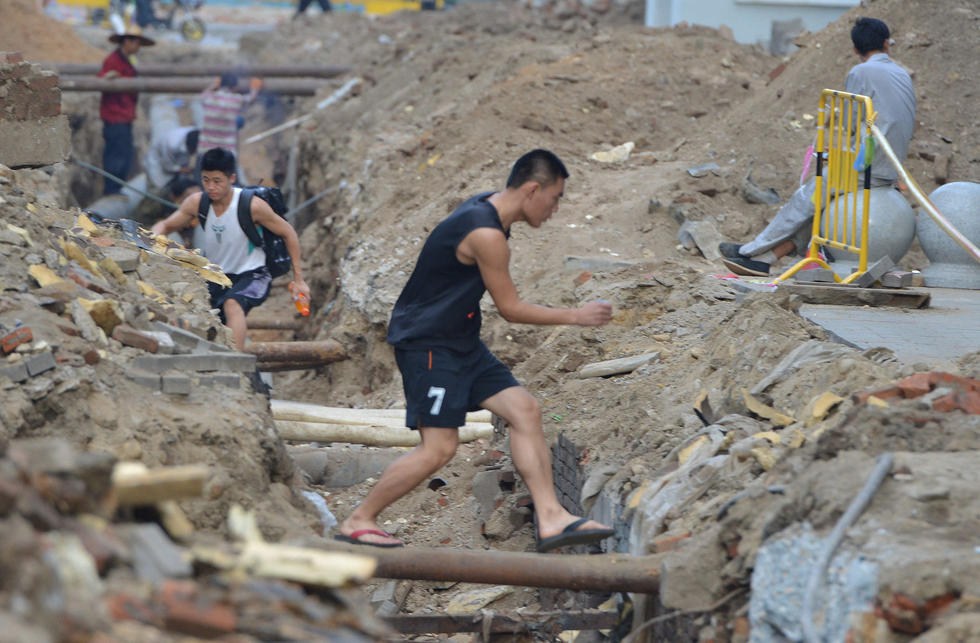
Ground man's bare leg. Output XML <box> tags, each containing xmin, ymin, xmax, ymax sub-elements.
<box><xmin>480</xmin><ymin>386</ymin><xmax>611</xmax><ymax>541</ymax></box>
<box><xmin>222</xmin><ymin>298</ymin><xmax>248</xmax><ymax>351</ymax></box>
<box><xmin>338</xmin><ymin>427</ymin><xmax>459</xmax><ymax>545</ymax></box>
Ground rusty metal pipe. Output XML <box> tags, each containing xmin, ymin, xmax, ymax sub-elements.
<box><xmin>327</xmin><ymin>544</ymin><xmax>662</xmax><ymax>594</ymax></box>
<box><xmin>46</xmin><ymin>63</ymin><xmax>350</xmax><ymax>78</ymax></box>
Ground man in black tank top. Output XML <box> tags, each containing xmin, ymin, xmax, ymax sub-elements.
<box><xmin>337</xmin><ymin>150</ymin><xmax>616</xmax><ymax>552</ymax></box>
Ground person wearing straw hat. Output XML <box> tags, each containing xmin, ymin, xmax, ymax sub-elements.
<box><xmin>98</xmin><ymin>25</ymin><xmax>155</xmax><ymax>196</ymax></box>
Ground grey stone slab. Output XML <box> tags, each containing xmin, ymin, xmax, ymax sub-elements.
<box><xmin>678</xmin><ymin>220</ymin><xmax>724</xmax><ymax>261</ymax></box>
<box><xmin>0</xmin><ymin>361</ymin><xmax>29</xmax><ymax>382</ymax></box>
<box><xmin>132</xmin><ymin>352</ymin><xmax>256</xmax><ymax>374</ymax></box>
<box><xmin>793</xmin><ymin>268</ymin><xmax>837</xmax><ymax>283</ymax></box>
<box><xmin>24</xmin><ymin>352</ymin><xmax>56</xmax><ymax>377</ymax></box>
<box><xmin>197</xmin><ymin>372</ymin><xmax>241</xmax><ymax>389</ymax></box>
<box><xmin>101</xmin><ymin>246</ymin><xmax>141</xmax><ymax>272</ymax></box>
<box><xmin>127</xmin><ymin>368</ymin><xmax>161</xmax><ymax>390</ymax></box>
<box><xmin>880</xmin><ymin>270</ymin><xmax>913</xmax><ymax>289</ymax></box>
<box><xmin>161</xmin><ymin>372</ymin><xmax>192</xmax><ymax>395</ymax></box>
<box><xmin>564</xmin><ymin>256</ymin><xmax>639</xmax><ymax>273</ymax></box>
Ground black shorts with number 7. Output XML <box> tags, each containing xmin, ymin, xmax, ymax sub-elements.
<box><xmin>394</xmin><ymin>343</ymin><xmax>519</xmax><ymax>430</ymax></box>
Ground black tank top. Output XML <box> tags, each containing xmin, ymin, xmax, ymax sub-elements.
<box><xmin>387</xmin><ymin>192</ymin><xmax>506</xmax><ymax>351</ymax></box>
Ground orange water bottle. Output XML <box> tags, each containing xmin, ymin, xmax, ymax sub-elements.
<box><xmin>289</xmin><ymin>282</ymin><xmax>310</xmax><ymax>317</ymax></box>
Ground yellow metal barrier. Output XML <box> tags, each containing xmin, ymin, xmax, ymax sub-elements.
<box><xmin>776</xmin><ymin>89</ymin><xmax>876</xmax><ymax>284</ymax></box>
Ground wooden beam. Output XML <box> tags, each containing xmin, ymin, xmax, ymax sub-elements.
<box><xmin>385</xmin><ymin>609</ymin><xmax>621</xmax><ymax>635</ymax></box>
<box><xmin>112</xmin><ymin>462</ymin><xmax>208</xmax><ymax>505</ymax></box>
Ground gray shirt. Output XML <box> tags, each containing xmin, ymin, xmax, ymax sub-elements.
<box><xmin>844</xmin><ymin>52</ymin><xmax>916</xmax><ymax>183</ymax></box>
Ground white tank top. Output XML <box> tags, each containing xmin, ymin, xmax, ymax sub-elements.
<box><xmin>201</xmin><ymin>188</ymin><xmax>266</xmax><ymax>275</ymax></box>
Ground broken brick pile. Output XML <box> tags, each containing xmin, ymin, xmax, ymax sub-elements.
<box><xmin>855</xmin><ymin>371</ymin><xmax>980</xmax><ymax>415</ymax></box>
<box><xmin>0</xmin><ymin>437</ymin><xmax>386</xmax><ymax>641</ymax></box>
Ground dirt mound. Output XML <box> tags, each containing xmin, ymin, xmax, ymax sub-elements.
<box><xmin>1</xmin><ymin>0</ymin><xmax>105</xmax><ymax>63</ymax></box>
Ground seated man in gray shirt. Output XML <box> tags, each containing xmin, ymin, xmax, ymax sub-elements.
<box><xmin>720</xmin><ymin>17</ymin><xmax>916</xmax><ymax>277</ymax></box>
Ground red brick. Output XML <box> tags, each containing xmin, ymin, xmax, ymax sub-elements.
<box><xmin>1</xmin><ymin>326</ymin><xmax>33</xmax><ymax>354</ymax></box>
<box><xmin>768</xmin><ymin>62</ymin><xmax>787</xmax><ymax>81</ymax></box>
<box><xmin>651</xmin><ymin>530</ymin><xmax>692</xmax><ymax>553</ymax></box>
<box><xmin>853</xmin><ymin>387</ymin><xmax>902</xmax><ymax>405</ymax></box>
<box><xmin>3</xmin><ymin>52</ymin><xmax>25</xmax><ymax>64</ymax></box>
<box><xmin>896</xmin><ymin>372</ymin><xmax>932</xmax><ymax>398</ymax></box>
<box><xmin>573</xmin><ymin>271</ymin><xmax>592</xmax><ymax>286</ymax></box>
<box><xmin>111</xmin><ymin>324</ymin><xmax>159</xmax><ymax>354</ymax></box>
<box><xmin>28</xmin><ymin>73</ymin><xmax>59</xmax><ymax>90</ymax></box>
<box><xmin>163</xmin><ymin>598</ymin><xmax>236</xmax><ymax>638</ymax></box>
<box><xmin>106</xmin><ymin>593</ymin><xmax>159</xmax><ymax>625</ymax></box>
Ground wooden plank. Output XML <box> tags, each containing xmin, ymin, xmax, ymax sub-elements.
<box><xmin>385</xmin><ymin>609</ymin><xmax>621</xmax><ymax>635</ymax></box>
<box><xmin>780</xmin><ymin>283</ymin><xmax>931</xmax><ymax>308</ymax></box>
<box><xmin>271</xmin><ymin>400</ymin><xmax>492</xmax><ymax>425</ymax></box>
<box><xmin>275</xmin><ymin>420</ymin><xmax>493</xmax><ymax>447</ymax></box>
<box><xmin>112</xmin><ymin>462</ymin><xmax>208</xmax><ymax>505</ymax></box>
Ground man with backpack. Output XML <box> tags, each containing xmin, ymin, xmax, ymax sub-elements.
<box><xmin>151</xmin><ymin>148</ymin><xmax>309</xmax><ymax>350</ymax></box>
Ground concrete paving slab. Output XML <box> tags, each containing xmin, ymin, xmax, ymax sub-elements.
<box><xmin>799</xmin><ymin>287</ymin><xmax>980</xmax><ymax>369</ymax></box>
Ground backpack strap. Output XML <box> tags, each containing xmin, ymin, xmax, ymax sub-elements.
<box><xmin>235</xmin><ymin>187</ymin><xmax>264</xmax><ymax>248</ymax></box>
<box><xmin>197</xmin><ymin>192</ymin><xmax>211</xmax><ymax>229</ymax></box>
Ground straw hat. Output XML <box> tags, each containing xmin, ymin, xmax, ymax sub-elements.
<box><xmin>108</xmin><ymin>25</ymin><xmax>156</xmax><ymax>47</ymax></box>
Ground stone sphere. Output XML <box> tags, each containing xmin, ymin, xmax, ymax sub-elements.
<box><xmin>822</xmin><ymin>186</ymin><xmax>916</xmax><ymax>266</ymax></box>
<box><xmin>917</xmin><ymin>181</ymin><xmax>980</xmax><ymax>288</ymax></box>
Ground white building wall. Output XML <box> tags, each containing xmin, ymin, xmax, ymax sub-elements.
<box><xmin>646</xmin><ymin>0</ymin><xmax>859</xmax><ymax>49</ymax></box>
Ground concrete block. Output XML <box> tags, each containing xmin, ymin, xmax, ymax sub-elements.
<box><xmin>0</xmin><ymin>361</ymin><xmax>29</xmax><ymax>382</ymax></box>
<box><xmin>161</xmin><ymin>372</ymin><xmax>192</xmax><ymax>395</ymax></box>
<box><xmin>793</xmin><ymin>268</ymin><xmax>837</xmax><ymax>283</ymax></box>
<box><xmin>127</xmin><ymin>368</ymin><xmax>161</xmax><ymax>390</ymax></box>
<box><xmin>853</xmin><ymin>256</ymin><xmax>896</xmax><ymax>288</ymax></box>
<box><xmin>197</xmin><ymin>372</ymin><xmax>240</xmax><ymax>389</ymax></box>
<box><xmin>24</xmin><ymin>351</ymin><xmax>56</xmax><ymax>376</ymax></box>
<box><xmin>0</xmin><ymin>116</ymin><xmax>70</xmax><ymax>168</ymax></box>
<box><xmin>151</xmin><ymin>321</ymin><xmax>229</xmax><ymax>354</ymax></box>
<box><xmin>101</xmin><ymin>246</ymin><xmax>141</xmax><ymax>272</ymax></box>
<box><xmin>880</xmin><ymin>270</ymin><xmax>913</xmax><ymax>289</ymax></box>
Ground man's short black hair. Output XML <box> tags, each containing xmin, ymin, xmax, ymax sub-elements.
<box><xmin>200</xmin><ymin>148</ymin><xmax>237</xmax><ymax>176</ymax></box>
<box><xmin>851</xmin><ymin>17</ymin><xmax>890</xmax><ymax>56</ymax></box>
<box><xmin>506</xmin><ymin>149</ymin><xmax>569</xmax><ymax>189</ymax></box>
<box><xmin>185</xmin><ymin>129</ymin><xmax>200</xmax><ymax>155</ymax></box>
<box><xmin>220</xmin><ymin>73</ymin><xmax>238</xmax><ymax>89</ymax></box>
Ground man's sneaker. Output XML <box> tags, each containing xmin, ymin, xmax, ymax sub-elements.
<box><xmin>722</xmin><ymin>256</ymin><xmax>771</xmax><ymax>277</ymax></box>
<box><xmin>718</xmin><ymin>242</ymin><xmax>747</xmax><ymax>259</ymax></box>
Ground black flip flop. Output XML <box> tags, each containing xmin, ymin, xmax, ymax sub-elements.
<box><xmin>333</xmin><ymin>528</ymin><xmax>404</xmax><ymax>548</ymax></box>
<box><xmin>536</xmin><ymin>517</ymin><xmax>614</xmax><ymax>553</ymax></box>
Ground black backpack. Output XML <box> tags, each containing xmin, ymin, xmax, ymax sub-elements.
<box><xmin>197</xmin><ymin>186</ymin><xmax>292</xmax><ymax>278</ymax></box>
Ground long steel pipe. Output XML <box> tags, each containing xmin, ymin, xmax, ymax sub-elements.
<box><xmin>58</xmin><ymin>76</ymin><xmax>327</xmax><ymax>96</ymax></box>
<box><xmin>46</xmin><ymin>63</ymin><xmax>350</xmax><ymax>78</ymax></box>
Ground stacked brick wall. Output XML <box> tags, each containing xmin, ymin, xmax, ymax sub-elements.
<box><xmin>0</xmin><ymin>51</ymin><xmax>70</xmax><ymax>168</ymax></box>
